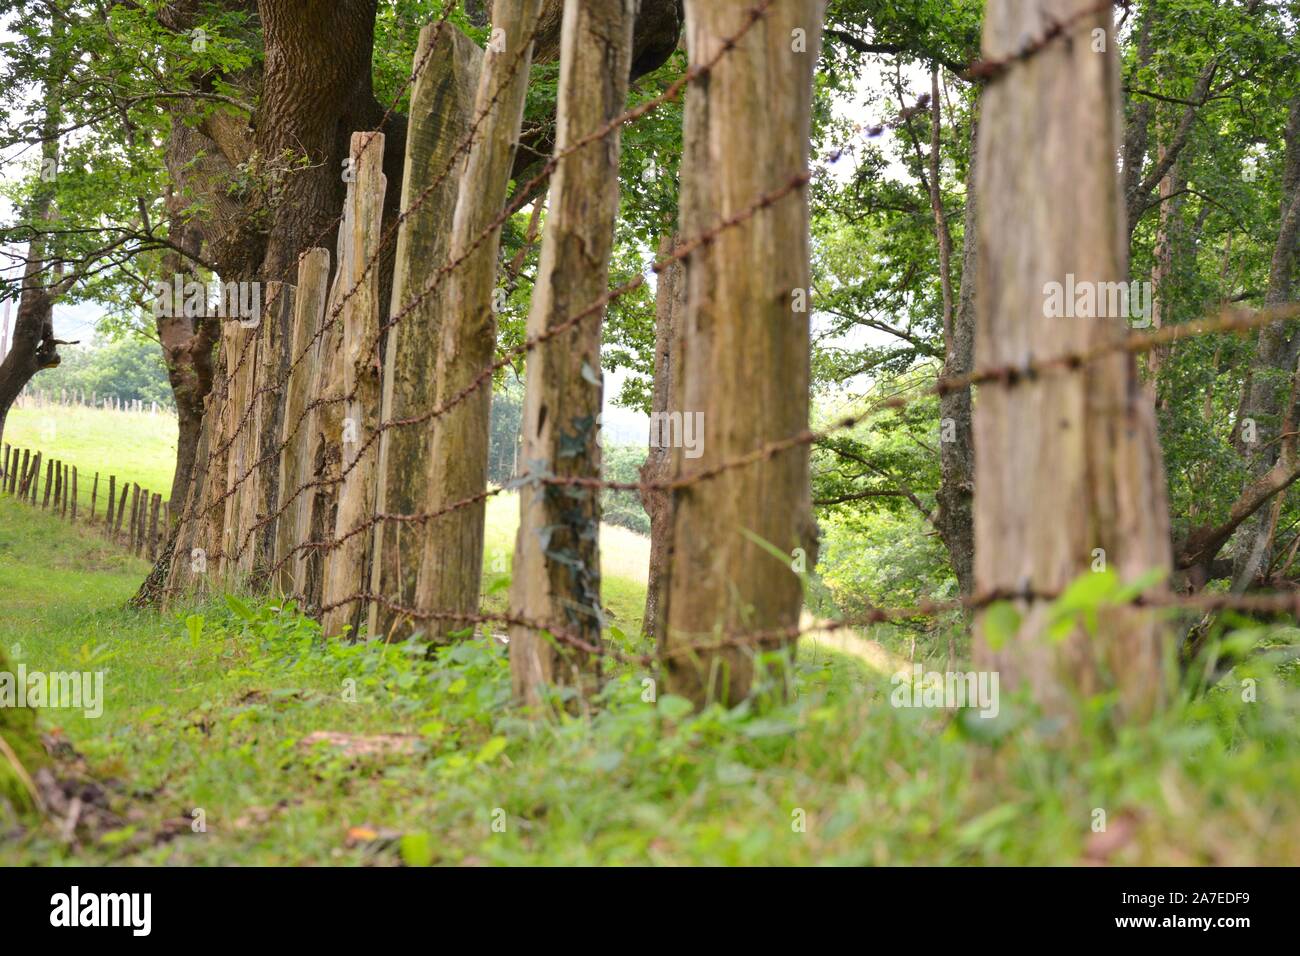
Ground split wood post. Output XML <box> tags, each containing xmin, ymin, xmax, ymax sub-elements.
<box><xmin>52</xmin><ymin>460</ymin><xmax>61</xmax><ymax>511</ymax></box>
<box><xmin>90</xmin><ymin>472</ymin><xmax>98</xmax><ymax>523</ymax></box>
<box><xmin>274</xmin><ymin>248</ymin><xmax>331</xmax><ymax>595</ymax></box>
<box><xmin>115</xmin><ymin>481</ymin><xmax>131</xmax><ymax>542</ymax></box>
<box><xmin>70</xmin><ymin>467</ymin><xmax>77</xmax><ymax>521</ymax></box>
<box><xmin>27</xmin><ymin>452</ymin><xmax>41</xmax><ymax>504</ymax></box>
<box><xmin>368</xmin><ymin>21</ymin><xmax>484</xmax><ymax>641</ymax></box>
<box><xmin>415</xmin><ymin>0</ymin><xmax>546</xmax><ymax>642</ymax></box>
<box><xmin>106</xmin><ymin>475</ymin><xmax>117</xmax><ymax>533</ymax></box>
<box><xmin>148</xmin><ymin>493</ymin><xmax>161</xmax><ymax>560</ymax></box>
<box><xmin>972</xmin><ymin>0</ymin><xmax>1172</xmax><ymax>724</ymax></box>
<box><xmin>42</xmin><ymin>459</ymin><xmax>54</xmax><ymax>509</ymax></box>
<box><xmin>321</xmin><ymin>131</ymin><xmax>388</xmax><ymax>640</ymax></box>
<box><xmin>656</xmin><ymin>0</ymin><xmax>824</xmax><ymax>707</ymax></box>
<box><xmin>509</xmin><ymin>0</ymin><xmax>637</xmax><ymax>704</ymax></box>
<box><xmin>248</xmin><ymin>282</ymin><xmax>296</xmax><ymax>576</ymax></box>
<box><xmin>127</xmin><ymin>484</ymin><xmax>140</xmax><ymax>551</ymax></box>
<box><xmin>297</xmin><ymin>179</ymin><xmax>359</xmax><ymax>612</ymax></box>
<box><xmin>61</xmin><ymin>464</ymin><xmax>69</xmax><ymax>518</ymax></box>
<box><xmin>17</xmin><ymin>449</ymin><xmax>29</xmax><ymax>495</ymax></box>
<box><xmin>2</xmin><ymin>444</ymin><xmax>9</xmax><ymax>488</ymax></box>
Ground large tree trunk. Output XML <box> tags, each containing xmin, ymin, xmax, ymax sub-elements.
<box><xmin>972</xmin><ymin>0</ymin><xmax>1172</xmax><ymax>724</ymax></box>
<box><xmin>936</xmin><ymin>113</ymin><xmax>978</xmax><ymax>595</ymax></box>
<box><xmin>508</xmin><ymin>0</ymin><xmax>638</xmax><ymax>705</ymax></box>
<box><xmin>0</xmin><ymin>25</ymin><xmax>65</xmax><ymax>454</ymax></box>
<box><xmin>156</xmin><ymin>199</ymin><xmax>219</xmax><ymax>514</ymax></box>
<box><xmin>640</xmin><ymin>233</ymin><xmax>685</xmax><ymax>639</ymax></box>
<box><xmin>656</xmin><ymin>0</ymin><xmax>823</xmax><ymax>708</ymax></box>
<box><xmin>1229</xmin><ymin>94</ymin><xmax>1300</xmax><ymax>591</ymax></box>
<box><xmin>414</xmin><ymin>0</ymin><xmax>545</xmax><ymax>642</ymax></box>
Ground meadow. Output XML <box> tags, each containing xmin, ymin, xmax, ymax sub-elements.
<box><xmin>2</xmin><ymin>404</ymin><xmax>1300</xmax><ymax>865</ymax></box>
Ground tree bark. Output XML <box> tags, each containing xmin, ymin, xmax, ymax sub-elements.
<box><xmin>1229</xmin><ymin>94</ymin><xmax>1300</xmax><ymax>591</ymax></box>
<box><xmin>973</xmin><ymin>0</ymin><xmax>1172</xmax><ymax>724</ymax></box>
<box><xmin>508</xmin><ymin>0</ymin><xmax>638</xmax><ymax>705</ymax></box>
<box><xmin>656</xmin><ymin>0</ymin><xmax>823</xmax><ymax>708</ymax></box>
<box><xmin>935</xmin><ymin>111</ymin><xmax>978</xmax><ymax>595</ymax></box>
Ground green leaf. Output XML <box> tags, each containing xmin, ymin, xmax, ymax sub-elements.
<box><xmin>475</xmin><ymin>736</ymin><xmax>507</xmax><ymax>764</ymax></box>
<box><xmin>982</xmin><ymin>601</ymin><xmax>1020</xmax><ymax>652</ymax></box>
<box><xmin>657</xmin><ymin>694</ymin><xmax>694</xmax><ymax>720</ymax></box>
<box><xmin>399</xmin><ymin>832</ymin><xmax>434</xmax><ymax>867</ymax></box>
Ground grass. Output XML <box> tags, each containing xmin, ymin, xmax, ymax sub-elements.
<box><xmin>3</xmin><ymin>494</ymin><xmax>1300</xmax><ymax>864</ymax></box>
<box><xmin>4</xmin><ymin>404</ymin><xmax>1300</xmax><ymax>864</ymax></box>
<box><xmin>4</xmin><ymin>403</ymin><xmax>179</xmax><ymax>514</ymax></box>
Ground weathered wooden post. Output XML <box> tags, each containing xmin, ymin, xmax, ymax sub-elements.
<box><xmin>509</xmin><ymin>0</ymin><xmax>638</xmax><ymax>704</ymax></box>
<box><xmin>321</xmin><ymin>131</ymin><xmax>388</xmax><ymax>640</ymax></box>
<box><xmin>972</xmin><ymin>0</ymin><xmax>1172</xmax><ymax>723</ymax></box>
<box><xmin>90</xmin><ymin>471</ymin><xmax>98</xmax><ymax>522</ymax></box>
<box><xmin>106</xmin><ymin>476</ymin><xmax>116</xmax><ymax>536</ymax></box>
<box><xmin>42</xmin><ymin>459</ymin><xmax>54</xmax><ymax>509</ymax></box>
<box><xmin>70</xmin><ymin>467</ymin><xmax>77</xmax><ymax>521</ymax></box>
<box><xmin>416</xmin><ymin>0</ymin><xmax>546</xmax><ymax>642</ymax></box>
<box><xmin>148</xmin><ymin>493</ymin><xmax>161</xmax><ymax>560</ymax></box>
<box><xmin>656</xmin><ymin>0</ymin><xmax>823</xmax><ymax>707</ymax></box>
<box><xmin>274</xmin><ymin>248</ymin><xmax>331</xmax><ymax>595</ymax></box>
<box><xmin>368</xmin><ymin>21</ymin><xmax>484</xmax><ymax>640</ymax></box>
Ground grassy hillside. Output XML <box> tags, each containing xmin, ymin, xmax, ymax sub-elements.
<box><xmin>5</xmin><ymin>404</ymin><xmax>1300</xmax><ymax>864</ymax></box>
<box><xmin>5</xmin><ymin>404</ymin><xmax>180</xmax><ymax>513</ymax></box>
<box><xmin>4</xmin><ymin>497</ymin><xmax>1300</xmax><ymax>864</ymax></box>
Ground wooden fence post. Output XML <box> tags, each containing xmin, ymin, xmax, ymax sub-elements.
<box><xmin>149</xmin><ymin>493</ymin><xmax>161</xmax><ymax>560</ymax></box>
<box><xmin>28</xmin><ymin>452</ymin><xmax>42</xmax><ymax>504</ymax></box>
<box><xmin>274</xmin><ymin>248</ymin><xmax>331</xmax><ymax>595</ymax></box>
<box><xmin>248</xmin><ymin>282</ymin><xmax>297</xmax><ymax>576</ymax></box>
<box><xmin>320</xmin><ymin>131</ymin><xmax>388</xmax><ymax>640</ymax></box>
<box><xmin>415</xmin><ymin>0</ymin><xmax>545</xmax><ymax>641</ymax></box>
<box><xmin>71</xmin><ymin>467</ymin><xmax>77</xmax><ymax>521</ymax></box>
<box><xmin>17</xmin><ymin>449</ymin><xmax>31</xmax><ymax>496</ymax></box>
<box><xmin>61</xmin><ymin>463</ymin><xmax>69</xmax><ymax>518</ymax></box>
<box><xmin>106</xmin><ymin>476</ymin><xmax>116</xmax><ymax>535</ymax></box>
<box><xmin>90</xmin><ymin>472</ymin><xmax>98</xmax><ymax>522</ymax></box>
<box><xmin>42</xmin><ymin>459</ymin><xmax>54</xmax><ymax>509</ymax></box>
<box><xmin>509</xmin><ymin>0</ymin><xmax>638</xmax><ymax>704</ymax></box>
<box><xmin>972</xmin><ymin>0</ymin><xmax>1172</xmax><ymax>724</ymax></box>
<box><xmin>656</xmin><ymin>0</ymin><xmax>823</xmax><ymax>707</ymax></box>
<box><xmin>115</xmin><ymin>481</ymin><xmax>131</xmax><ymax>541</ymax></box>
<box><xmin>126</xmin><ymin>484</ymin><xmax>139</xmax><ymax>549</ymax></box>
<box><xmin>368</xmin><ymin>20</ymin><xmax>483</xmax><ymax>641</ymax></box>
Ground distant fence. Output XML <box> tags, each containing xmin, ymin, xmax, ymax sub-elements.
<box><xmin>0</xmin><ymin>442</ymin><xmax>169</xmax><ymax>560</ymax></box>
<box><xmin>14</xmin><ymin>387</ymin><xmax>173</xmax><ymax>415</ymax></box>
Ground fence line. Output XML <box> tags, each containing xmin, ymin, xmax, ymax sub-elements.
<box><xmin>148</xmin><ymin>0</ymin><xmax>1300</xmax><ymax>683</ymax></box>
<box><xmin>0</xmin><ymin>442</ymin><xmax>168</xmax><ymax>559</ymax></box>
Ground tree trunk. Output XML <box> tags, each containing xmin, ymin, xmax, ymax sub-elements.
<box><xmin>1230</xmin><ymin>94</ymin><xmax>1300</xmax><ymax>591</ymax></box>
<box><xmin>508</xmin><ymin>0</ymin><xmax>638</xmax><ymax>705</ymax></box>
<box><xmin>415</xmin><ymin>0</ymin><xmax>545</xmax><ymax>643</ymax></box>
<box><xmin>973</xmin><ymin>0</ymin><xmax>1172</xmax><ymax>724</ymax></box>
<box><xmin>656</xmin><ymin>0</ymin><xmax>823</xmax><ymax>708</ymax></box>
<box><xmin>936</xmin><ymin>114</ymin><xmax>978</xmax><ymax>595</ymax></box>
